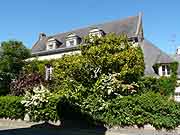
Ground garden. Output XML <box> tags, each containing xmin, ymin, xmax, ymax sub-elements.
<box><xmin>0</xmin><ymin>34</ymin><xmax>180</xmax><ymax>130</ymax></box>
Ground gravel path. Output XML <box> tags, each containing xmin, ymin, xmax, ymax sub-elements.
<box><xmin>0</xmin><ymin>119</ymin><xmax>180</xmax><ymax>135</ymax></box>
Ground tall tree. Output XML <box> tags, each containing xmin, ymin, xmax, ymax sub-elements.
<box><xmin>0</xmin><ymin>40</ymin><xmax>31</xmax><ymax>94</ymax></box>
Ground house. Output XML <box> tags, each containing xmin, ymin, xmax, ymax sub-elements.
<box><xmin>31</xmin><ymin>13</ymin><xmax>177</xmax><ymax>96</ymax></box>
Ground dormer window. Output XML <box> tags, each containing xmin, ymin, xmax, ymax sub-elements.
<box><xmin>47</xmin><ymin>38</ymin><xmax>57</xmax><ymax>50</ymax></box>
<box><xmin>158</xmin><ymin>64</ymin><xmax>171</xmax><ymax>76</ymax></box>
<box><xmin>66</xmin><ymin>33</ymin><xmax>79</xmax><ymax>47</ymax></box>
<box><xmin>89</xmin><ymin>28</ymin><xmax>104</xmax><ymax>38</ymax></box>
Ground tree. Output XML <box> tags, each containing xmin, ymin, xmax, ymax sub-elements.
<box><xmin>0</xmin><ymin>40</ymin><xmax>31</xmax><ymax>95</ymax></box>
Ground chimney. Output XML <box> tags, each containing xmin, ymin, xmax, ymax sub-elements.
<box><xmin>136</xmin><ymin>12</ymin><xmax>144</xmax><ymax>41</ymax></box>
<box><xmin>176</xmin><ymin>47</ymin><xmax>180</xmax><ymax>55</ymax></box>
<box><xmin>39</xmin><ymin>32</ymin><xmax>46</xmax><ymax>41</ymax></box>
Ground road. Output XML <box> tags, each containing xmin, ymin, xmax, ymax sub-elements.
<box><xmin>0</xmin><ymin>119</ymin><xmax>179</xmax><ymax>135</ymax></box>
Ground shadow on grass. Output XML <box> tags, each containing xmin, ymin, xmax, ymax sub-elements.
<box><xmin>0</xmin><ymin>97</ymin><xmax>107</xmax><ymax>135</ymax></box>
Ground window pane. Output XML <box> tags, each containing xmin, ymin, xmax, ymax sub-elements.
<box><xmin>48</xmin><ymin>44</ymin><xmax>53</xmax><ymax>49</ymax></box>
<box><xmin>69</xmin><ymin>40</ymin><xmax>74</xmax><ymax>46</ymax></box>
<box><xmin>162</xmin><ymin>71</ymin><xmax>166</xmax><ymax>76</ymax></box>
<box><xmin>162</xmin><ymin>65</ymin><xmax>165</xmax><ymax>71</ymax></box>
<box><xmin>167</xmin><ymin>65</ymin><xmax>170</xmax><ymax>75</ymax></box>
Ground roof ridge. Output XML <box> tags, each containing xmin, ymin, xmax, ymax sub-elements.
<box><xmin>51</xmin><ymin>15</ymin><xmax>139</xmax><ymax>38</ymax></box>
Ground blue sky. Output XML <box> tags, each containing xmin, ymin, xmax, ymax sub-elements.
<box><xmin>0</xmin><ymin>0</ymin><xmax>179</xmax><ymax>54</ymax></box>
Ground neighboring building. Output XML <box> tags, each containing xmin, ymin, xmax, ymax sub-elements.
<box><xmin>31</xmin><ymin>13</ymin><xmax>175</xmax><ymax>91</ymax></box>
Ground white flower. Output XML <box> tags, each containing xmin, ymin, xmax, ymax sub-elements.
<box><xmin>21</xmin><ymin>84</ymin><xmax>51</xmax><ymax>120</ymax></box>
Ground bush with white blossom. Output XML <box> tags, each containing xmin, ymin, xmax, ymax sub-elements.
<box><xmin>21</xmin><ymin>84</ymin><xmax>58</xmax><ymax>121</ymax></box>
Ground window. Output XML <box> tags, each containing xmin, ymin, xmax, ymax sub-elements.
<box><xmin>69</xmin><ymin>40</ymin><xmax>74</xmax><ymax>46</ymax></box>
<box><xmin>45</xmin><ymin>65</ymin><xmax>53</xmax><ymax>80</ymax></box>
<box><xmin>47</xmin><ymin>38</ymin><xmax>56</xmax><ymax>50</ymax></box>
<box><xmin>159</xmin><ymin>65</ymin><xmax>171</xmax><ymax>76</ymax></box>
<box><xmin>47</xmin><ymin>44</ymin><xmax>53</xmax><ymax>50</ymax></box>
<box><xmin>162</xmin><ymin>65</ymin><xmax>166</xmax><ymax>76</ymax></box>
<box><xmin>66</xmin><ymin>33</ymin><xmax>79</xmax><ymax>47</ymax></box>
<box><xmin>89</xmin><ymin>28</ymin><xmax>104</xmax><ymax>38</ymax></box>
<box><xmin>175</xmin><ymin>87</ymin><xmax>180</xmax><ymax>102</ymax></box>
<box><xmin>167</xmin><ymin>65</ymin><xmax>170</xmax><ymax>75</ymax></box>
<box><xmin>175</xmin><ymin>92</ymin><xmax>180</xmax><ymax>102</ymax></box>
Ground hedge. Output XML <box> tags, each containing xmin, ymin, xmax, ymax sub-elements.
<box><xmin>0</xmin><ymin>92</ymin><xmax>180</xmax><ymax>130</ymax></box>
<box><xmin>0</xmin><ymin>96</ymin><xmax>25</xmax><ymax>119</ymax></box>
<box><xmin>80</xmin><ymin>92</ymin><xmax>180</xmax><ymax>130</ymax></box>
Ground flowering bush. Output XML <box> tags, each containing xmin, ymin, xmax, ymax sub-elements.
<box><xmin>21</xmin><ymin>84</ymin><xmax>58</xmax><ymax>121</ymax></box>
<box><xmin>92</xmin><ymin>73</ymin><xmax>138</xmax><ymax>98</ymax></box>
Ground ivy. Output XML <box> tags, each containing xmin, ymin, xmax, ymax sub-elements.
<box><xmin>140</xmin><ymin>62</ymin><xmax>179</xmax><ymax>96</ymax></box>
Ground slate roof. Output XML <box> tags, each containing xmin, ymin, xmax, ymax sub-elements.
<box><xmin>32</xmin><ymin>15</ymin><xmax>139</xmax><ymax>54</ymax></box>
<box><xmin>139</xmin><ymin>40</ymin><xmax>174</xmax><ymax>76</ymax></box>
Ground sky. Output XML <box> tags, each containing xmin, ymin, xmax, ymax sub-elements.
<box><xmin>0</xmin><ymin>0</ymin><xmax>180</xmax><ymax>54</ymax></box>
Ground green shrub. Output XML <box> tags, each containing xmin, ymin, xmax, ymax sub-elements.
<box><xmin>0</xmin><ymin>96</ymin><xmax>25</xmax><ymax>119</ymax></box>
<box><xmin>138</xmin><ymin>75</ymin><xmax>177</xmax><ymax>96</ymax></box>
<box><xmin>21</xmin><ymin>85</ymin><xmax>59</xmax><ymax>122</ymax></box>
<box><xmin>22</xmin><ymin>34</ymin><xmax>144</xmax><ymax>92</ymax></box>
<box><xmin>10</xmin><ymin>73</ymin><xmax>44</xmax><ymax>96</ymax></box>
<box><xmin>80</xmin><ymin>92</ymin><xmax>180</xmax><ymax>129</ymax></box>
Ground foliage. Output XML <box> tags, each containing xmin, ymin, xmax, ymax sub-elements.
<box><xmin>23</xmin><ymin>59</ymin><xmax>51</xmax><ymax>76</ymax></box>
<box><xmin>0</xmin><ymin>40</ymin><xmax>31</xmax><ymax>95</ymax></box>
<box><xmin>50</xmin><ymin>33</ymin><xmax>144</xmax><ymax>91</ymax></box>
<box><xmin>0</xmin><ymin>96</ymin><xmax>25</xmax><ymax>119</ymax></box>
<box><xmin>21</xmin><ymin>85</ymin><xmax>58</xmax><ymax>122</ymax></box>
<box><xmin>137</xmin><ymin>76</ymin><xmax>160</xmax><ymax>93</ymax></box>
<box><xmin>82</xmin><ymin>33</ymin><xmax>145</xmax><ymax>83</ymax></box>
<box><xmin>138</xmin><ymin>76</ymin><xmax>177</xmax><ymax>96</ymax></box>
<box><xmin>80</xmin><ymin>92</ymin><xmax>180</xmax><ymax>130</ymax></box>
<box><xmin>0</xmin><ymin>40</ymin><xmax>31</xmax><ymax>77</ymax></box>
<box><xmin>20</xmin><ymin>34</ymin><xmax>144</xmax><ymax>94</ymax></box>
<box><xmin>138</xmin><ymin>62</ymin><xmax>178</xmax><ymax>96</ymax></box>
<box><xmin>90</xmin><ymin>73</ymin><xmax>138</xmax><ymax>98</ymax></box>
<box><xmin>10</xmin><ymin>73</ymin><xmax>44</xmax><ymax>96</ymax></box>
<box><xmin>0</xmin><ymin>72</ymin><xmax>12</xmax><ymax>95</ymax></box>
<box><xmin>159</xmin><ymin>76</ymin><xmax>176</xmax><ymax>96</ymax></box>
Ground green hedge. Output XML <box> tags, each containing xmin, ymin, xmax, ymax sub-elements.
<box><xmin>80</xmin><ymin>92</ymin><xmax>180</xmax><ymax>130</ymax></box>
<box><xmin>0</xmin><ymin>96</ymin><xmax>25</xmax><ymax>119</ymax></box>
<box><xmin>0</xmin><ymin>93</ymin><xmax>180</xmax><ymax>130</ymax></box>
<box><xmin>138</xmin><ymin>75</ymin><xmax>177</xmax><ymax>96</ymax></box>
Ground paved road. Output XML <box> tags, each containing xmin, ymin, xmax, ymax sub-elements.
<box><xmin>0</xmin><ymin>119</ymin><xmax>180</xmax><ymax>135</ymax></box>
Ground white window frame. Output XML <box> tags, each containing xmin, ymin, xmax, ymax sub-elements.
<box><xmin>158</xmin><ymin>64</ymin><xmax>171</xmax><ymax>76</ymax></box>
<box><xmin>89</xmin><ymin>28</ymin><xmax>103</xmax><ymax>38</ymax></box>
<box><xmin>175</xmin><ymin>86</ymin><xmax>180</xmax><ymax>102</ymax></box>
<box><xmin>46</xmin><ymin>38</ymin><xmax>56</xmax><ymax>50</ymax></box>
<box><xmin>174</xmin><ymin>92</ymin><xmax>180</xmax><ymax>102</ymax></box>
<box><xmin>45</xmin><ymin>65</ymin><xmax>53</xmax><ymax>80</ymax></box>
<box><xmin>66</xmin><ymin>33</ymin><xmax>78</xmax><ymax>47</ymax></box>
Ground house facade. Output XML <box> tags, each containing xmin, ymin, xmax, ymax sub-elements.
<box><xmin>31</xmin><ymin>13</ymin><xmax>178</xmax><ymax>99</ymax></box>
